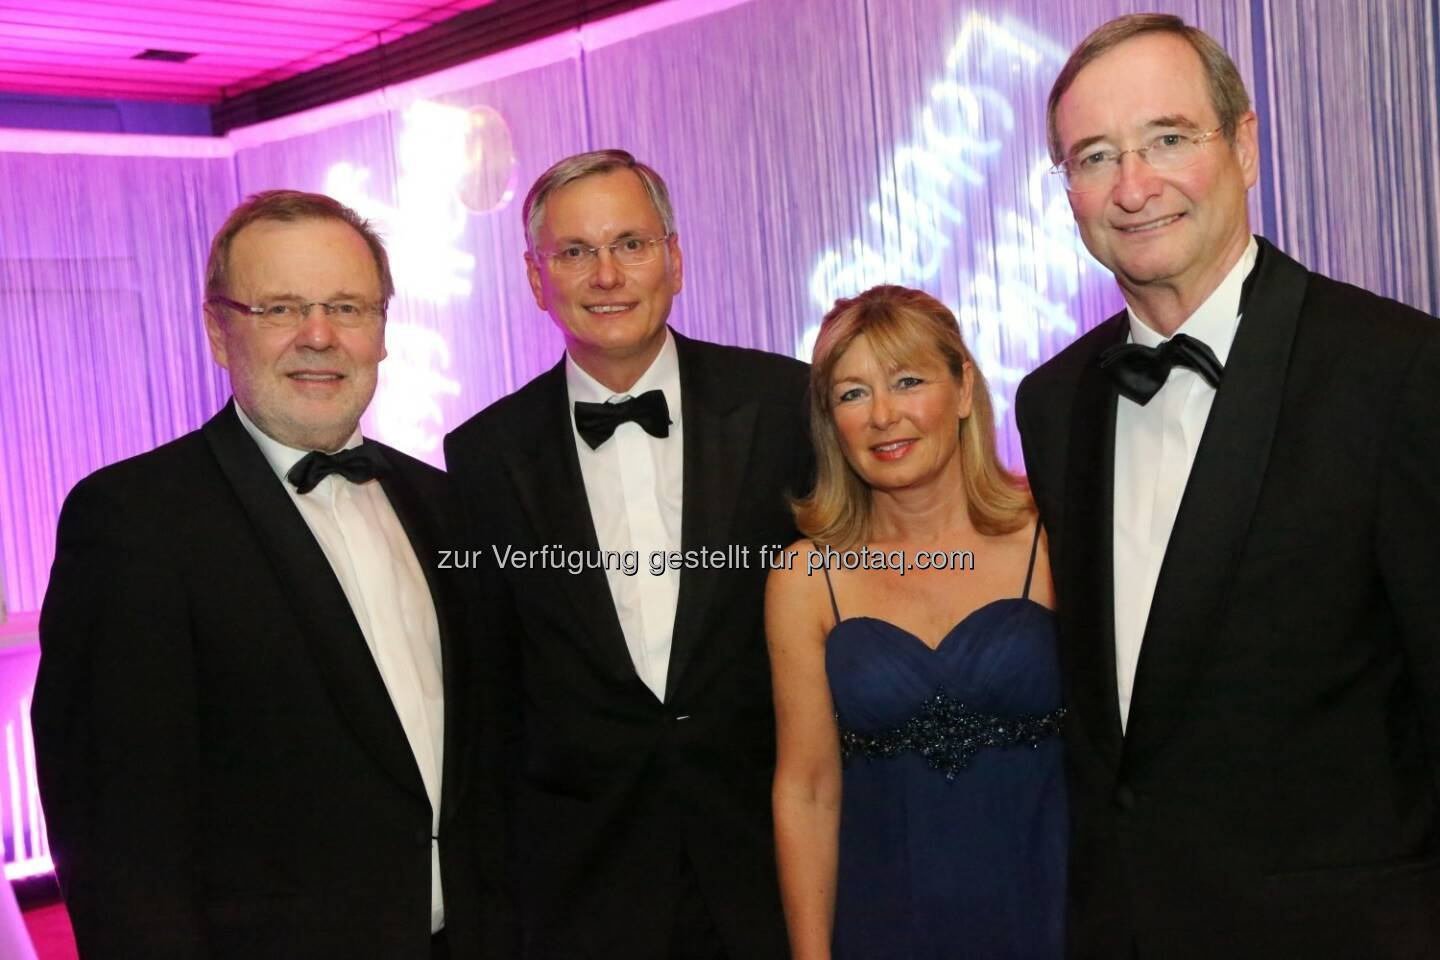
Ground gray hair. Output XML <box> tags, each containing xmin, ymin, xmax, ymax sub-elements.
<box><xmin>522</xmin><ymin>149</ymin><xmax>677</xmax><ymax>250</ymax></box>
<box><xmin>1046</xmin><ymin>13</ymin><xmax>1252</xmax><ymax>163</ymax></box>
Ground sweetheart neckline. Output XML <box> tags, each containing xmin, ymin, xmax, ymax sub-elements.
<box><xmin>833</xmin><ymin>597</ymin><xmax>1054</xmax><ymax>653</ymax></box>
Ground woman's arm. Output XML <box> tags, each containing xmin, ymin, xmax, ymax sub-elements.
<box><xmin>766</xmin><ymin>546</ymin><xmax>842</xmax><ymax>960</ymax></box>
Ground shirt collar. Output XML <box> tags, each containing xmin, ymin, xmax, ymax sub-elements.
<box><xmin>565</xmin><ymin>328</ymin><xmax>682</xmax><ymax>428</ymax></box>
<box><xmin>1126</xmin><ymin>235</ymin><xmax>1258</xmax><ymax>364</ymax></box>
<box><xmin>233</xmin><ymin>400</ymin><xmax>363</xmax><ymax>487</ymax></box>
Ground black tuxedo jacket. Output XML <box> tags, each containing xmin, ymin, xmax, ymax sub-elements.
<box><xmin>32</xmin><ymin>402</ymin><xmax>510</xmax><ymax>959</ymax></box>
<box><xmin>444</xmin><ymin>331</ymin><xmax>810</xmax><ymax>960</ymax></box>
<box><xmin>1015</xmin><ymin>239</ymin><xmax>1440</xmax><ymax>958</ymax></box>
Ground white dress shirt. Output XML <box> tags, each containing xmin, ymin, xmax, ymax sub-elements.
<box><xmin>1113</xmin><ymin>237</ymin><xmax>1258</xmax><ymax>732</ymax></box>
<box><xmin>566</xmin><ymin>330</ymin><xmax>684</xmax><ymax>702</ymax></box>
<box><xmin>234</xmin><ymin>404</ymin><xmax>447</xmax><ymax>932</ymax></box>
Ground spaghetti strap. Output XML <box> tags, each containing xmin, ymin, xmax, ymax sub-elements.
<box><xmin>814</xmin><ymin>542</ymin><xmax>842</xmax><ymax>623</ymax></box>
<box><xmin>1021</xmin><ymin>521</ymin><xmax>1043</xmax><ymax>600</ymax></box>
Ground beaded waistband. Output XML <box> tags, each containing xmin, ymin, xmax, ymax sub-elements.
<box><xmin>838</xmin><ymin>689</ymin><xmax>1065</xmax><ymax>781</ymax></box>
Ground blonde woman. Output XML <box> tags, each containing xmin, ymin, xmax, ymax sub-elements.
<box><xmin>767</xmin><ymin>286</ymin><xmax>1064</xmax><ymax>959</ymax></box>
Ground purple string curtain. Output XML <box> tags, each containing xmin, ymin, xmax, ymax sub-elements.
<box><xmin>1261</xmin><ymin>0</ymin><xmax>1440</xmax><ymax>303</ymax></box>
<box><xmin>2</xmin><ymin>0</ymin><xmax>1438</xmax><ymax>618</ymax></box>
<box><xmin>0</xmin><ymin>151</ymin><xmax>235</xmax><ymax>614</ymax></box>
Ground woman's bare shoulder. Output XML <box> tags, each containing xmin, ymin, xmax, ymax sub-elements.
<box><xmin>766</xmin><ymin>538</ymin><xmax>824</xmax><ymax>592</ymax></box>
<box><xmin>766</xmin><ymin>538</ymin><xmax>837</xmax><ymax>632</ymax></box>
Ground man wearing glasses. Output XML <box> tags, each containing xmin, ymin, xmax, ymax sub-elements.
<box><xmin>33</xmin><ymin>190</ymin><xmax>503</xmax><ymax>959</ymax></box>
<box><xmin>445</xmin><ymin>151</ymin><xmax>806</xmax><ymax>959</ymax></box>
<box><xmin>1016</xmin><ymin>14</ymin><xmax>1440</xmax><ymax>958</ymax></box>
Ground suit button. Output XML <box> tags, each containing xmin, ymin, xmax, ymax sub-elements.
<box><xmin>415</xmin><ymin>830</ymin><xmax>433</xmax><ymax>848</ymax></box>
<box><xmin>1113</xmin><ymin>784</ymin><xmax>1136</xmax><ymax>811</ymax></box>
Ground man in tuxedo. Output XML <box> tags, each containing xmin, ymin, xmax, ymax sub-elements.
<box><xmin>445</xmin><ymin>150</ymin><xmax>808</xmax><ymax>959</ymax></box>
<box><xmin>1015</xmin><ymin>14</ymin><xmax>1440</xmax><ymax>958</ymax></box>
<box><xmin>33</xmin><ymin>190</ymin><xmax>507</xmax><ymax>959</ymax></box>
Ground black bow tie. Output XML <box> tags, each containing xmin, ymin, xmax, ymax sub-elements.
<box><xmin>1099</xmin><ymin>333</ymin><xmax>1224</xmax><ymax>406</ymax></box>
<box><xmin>573</xmin><ymin>390</ymin><xmax>672</xmax><ymax>450</ymax></box>
<box><xmin>286</xmin><ymin>441</ymin><xmax>390</xmax><ymax>494</ymax></box>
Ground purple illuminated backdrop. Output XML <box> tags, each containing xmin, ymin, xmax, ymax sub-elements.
<box><xmin>6</xmin><ymin>0</ymin><xmax>1438</xmax><ymax>620</ymax></box>
<box><xmin>219</xmin><ymin>0</ymin><xmax>1440</xmax><ymax>477</ymax></box>
<box><xmin>0</xmin><ymin>0</ymin><xmax>1438</xmax><ymax>874</ymax></box>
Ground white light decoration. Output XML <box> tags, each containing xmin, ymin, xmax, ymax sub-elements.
<box><xmin>1</xmin><ymin>697</ymin><xmax>47</xmax><ymax>880</ymax></box>
<box><xmin>325</xmin><ymin>100</ymin><xmax>515</xmax><ymax>457</ymax></box>
<box><xmin>327</xmin><ymin>101</ymin><xmax>479</xmax><ymax>305</ymax></box>
<box><xmin>804</xmin><ymin>13</ymin><xmax>1095</xmax><ymax>417</ymax></box>
<box><xmin>374</xmin><ymin>324</ymin><xmax>462</xmax><ymax>456</ymax></box>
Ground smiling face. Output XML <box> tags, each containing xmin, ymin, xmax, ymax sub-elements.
<box><xmin>525</xmin><ymin>168</ymin><xmax>682</xmax><ymax>389</ymax></box>
<box><xmin>204</xmin><ymin>216</ymin><xmax>386</xmax><ymax>452</ymax></box>
<box><xmin>828</xmin><ymin>334</ymin><xmax>973</xmax><ymax>494</ymax></box>
<box><xmin>1054</xmin><ymin>31</ymin><xmax>1257</xmax><ymax>314</ymax></box>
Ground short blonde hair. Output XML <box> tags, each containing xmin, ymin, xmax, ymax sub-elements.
<box><xmin>793</xmin><ymin>285</ymin><xmax>1032</xmax><ymax>547</ymax></box>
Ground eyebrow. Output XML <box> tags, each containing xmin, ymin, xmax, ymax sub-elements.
<box><xmin>1147</xmin><ymin>114</ymin><xmax>1201</xmax><ymax>131</ymax></box>
<box><xmin>831</xmin><ymin>375</ymin><xmax>870</xmax><ymax>390</ymax></box>
<box><xmin>249</xmin><ymin>290</ymin><xmax>374</xmax><ymax>302</ymax></box>
<box><xmin>1063</xmin><ymin>134</ymin><xmax>1109</xmax><ymax>158</ymax></box>
<box><xmin>550</xmin><ymin>229</ymin><xmax>648</xmax><ymax>246</ymax></box>
<box><xmin>243</xmin><ymin>290</ymin><xmax>304</xmax><ymax>302</ymax></box>
<box><xmin>1063</xmin><ymin>115</ymin><xmax>1204</xmax><ymax>157</ymax></box>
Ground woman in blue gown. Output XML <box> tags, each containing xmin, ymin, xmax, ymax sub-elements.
<box><xmin>767</xmin><ymin>285</ymin><xmax>1065</xmax><ymax>959</ymax></box>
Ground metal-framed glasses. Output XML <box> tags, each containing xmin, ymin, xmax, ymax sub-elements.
<box><xmin>1050</xmin><ymin>127</ymin><xmax>1224</xmax><ymax>192</ymax></box>
<box><xmin>538</xmin><ymin>233</ymin><xmax>673</xmax><ymax>273</ymax></box>
<box><xmin>207</xmin><ymin>295</ymin><xmax>385</xmax><ymax>328</ymax></box>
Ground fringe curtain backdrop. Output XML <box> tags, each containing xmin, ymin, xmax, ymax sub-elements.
<box><xmin>0</xmin><ymin>153</ymin><xmax>236</xmax><ymax>614</ymax></box>
<box><xmin>0</xmin><ymin>0</ymin><xmax>1437</xmax><ymax>613</ymax></box>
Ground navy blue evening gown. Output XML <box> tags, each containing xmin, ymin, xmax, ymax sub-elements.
<box><xmin>822</xmin><ymin>532</ymin><xmax>1066</xmax><ymax>959</ymax></box>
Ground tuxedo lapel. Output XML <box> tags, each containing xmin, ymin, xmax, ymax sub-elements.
<box><xmin>664</xmin><ymin>333</ymin><xmax>760</xmax><ymax>701</ymax></box>
<box><xmin>379</xmin><ymin>461</ymin><xmax>468</xmax><ymax>822</ymax></box>
<box><xmin>202</xmin><ymin>403</ymin><xmax>427</xmax><ymax>800</ymax></box>
<box><xmin>1122</xmin><ymin>240</ymin><xmax>1308</xmax><ymax>767</ymax></box>
<box><xmin>497</xmin><ymin>362</ymin><xmax>635</xmax><ymax>685</ymax></box>
<box><xmin>1060</xmin><ymin>315</ymin><xmax>1128</xmax><ymax>771</ymax></box>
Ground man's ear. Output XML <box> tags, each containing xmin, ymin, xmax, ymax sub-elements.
<box><xmin>1234</xmin><ymin>110</ymin><xmax>1260</xmax><ymax>190</ymax></box>
<box><xmin>667</xmin><ymin>233</ymin><xmax>684</xmax><ymax>295</ymax></box>
<box><xmin>203</xmin><ymin>305</ymin><xmax>230</xmax><ymax>368</ymax></box>
<box><xmin>525</xmin><ymin>252</ymin><xmax>548</xmax><ymax>311</ymax></box>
